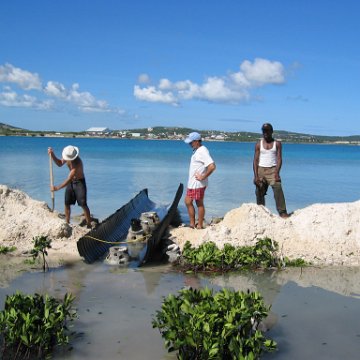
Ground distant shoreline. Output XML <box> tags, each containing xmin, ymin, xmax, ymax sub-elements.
<box><xmin>1</xmin><ymin>133</ymin><xmax>359</xmax><ymax>146</ymax></box>
<box><xmin>1</xmin><ymin>122</ymin><xmax>360</xmax><ymax>144</ymax></box>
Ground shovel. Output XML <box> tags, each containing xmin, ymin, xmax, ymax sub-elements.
<box><xmin>49</xmin><ymin>153</ymin><xmax>55</xmax><ymax>212</ymax></box>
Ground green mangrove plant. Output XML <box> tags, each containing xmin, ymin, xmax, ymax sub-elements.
<box><xmin>0</xmin><ymin>291</ymin><xmax>77</xmax><ymax>359</ymax></box>
<box><xmin>153</xmin><ymin>287</ymin><xmax>276</xmax><ymax>359</ymax></box>
<box><xmin>30</xmin><ymin>235</ymin><xmax>52</xmax><ymax>272</ymax></box>
<box><xmin>177</xmin><ymin>237</ymin><xmax>307</xmax><ymax>272</ymax></box>
<box><xmin>0</xmin><ymin>245</ymin><xmax>17</xmax><ymax>254</ymax></box>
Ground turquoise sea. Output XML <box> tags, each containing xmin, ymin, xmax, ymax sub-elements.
<box><xmin>0</xmin><ymin>136</ymin><xmax>359</xmax><ymax>221</ymax></box>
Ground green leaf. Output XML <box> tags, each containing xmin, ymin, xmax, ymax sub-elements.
<box><xmin>152</xmin><ymin>287</ymin><xmax>276</xmax><ymax>358</ymax></box>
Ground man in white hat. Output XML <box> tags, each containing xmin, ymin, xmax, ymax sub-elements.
<box><xmin>184</xmin><ymin>132</ymin><xmax>216</xmax><ymax>229</ymax></box>
<box><xmin>48</xmin><ymin>145</ymin><xmax>92</xmax><ymax>228</ymax></box>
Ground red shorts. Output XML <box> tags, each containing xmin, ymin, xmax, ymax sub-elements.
<box><xmin>186</xmin><ymin>187</ymin><xmax>206</xmax><ymax>200</ymax></box>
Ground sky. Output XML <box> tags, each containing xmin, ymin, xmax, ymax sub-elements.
<box><xmin>0</xmin><ymin>0</ymin><xmax>359</xmax><ymax>136</ymax></box>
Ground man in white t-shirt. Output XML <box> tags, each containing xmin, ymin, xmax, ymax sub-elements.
<box><xmin>184</xmin><ymin>132</ymin><xmax>216</xmax><ymax>229</ymax></box>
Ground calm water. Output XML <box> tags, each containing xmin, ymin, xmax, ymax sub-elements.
<box><xmin>0</xmin><ymin>136</ymin><xmax>359</xmax><ymax>222</ymax></box>
<box><xmin>1</xmin><ymin>261</ymin><xmax>360</xmax><ymax>360</ymax></box>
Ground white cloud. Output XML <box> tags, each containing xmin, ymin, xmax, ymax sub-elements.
<box><xmin>239</xmin><ymin>58</ymin><xmax>285</xmax><ymax>86</ymax></box>
<box><xmin>174</xmin><ymin>80</ymin><xmax>200</xmax><ymax>99</ymax></box>
<box><xmin>134</xmin><ymin>85</ymin><xmax>177</xmax><ymax>105</ymax></box>
<box><xmin>44</xmin><ymin>81</ymin><xmax>123</xmax><ymax>113</ymax></box>
<box><xmin>138</xmin><ymin>73</ymin><xmax>151</xmax><ymax>84</ymax></box>
<box><xmin>0</xmin><ymin>89</ymin><xmax>53</xmax><ymax>109</ymax></box>
<box><xmin>230</xmin><ymin>72</ymin><xmax>251</xmax><ymax>88</ymax></box>
<box><xmin>0</xmin><ymin>63</ymin><xmax>42</xmax><ymax>90</ymax></box>
<box><xmin>158</xmin><ymin>78</ymin><xmax>172</xmax><ymax>90</ymax></box>
<box><xmin>199</xmin><ymin>77</ymin><xmax>250</xmax><ymax>103</ymax></box>
<box><xmin>67</xmin><ymin>83</ymin><xmax>109</xmax><ymax>112</ymax></box>
<box><xmin>0</xmin><ymin>63</ymin><xmax>124</xmax><ymax>114</ymax></box>
<box><xmin>134</xmin><ymin>58</ymin><xmax>287</xmax><ymax>105</ymax></box>
<box><xmin>44</xmin><ymin>81</ymin><xmax>67</xmax><ymax>98</ymax></box>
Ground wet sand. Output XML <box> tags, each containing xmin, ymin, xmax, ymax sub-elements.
<box><xmin>1</xmin><ymin>258</ymin><xmax>360</xmax><ymax>359</ymax></box>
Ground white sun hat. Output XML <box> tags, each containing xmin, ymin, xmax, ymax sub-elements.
<box><xmin>62</xmin><ymin>145</ymin><xmax>79</xmax><ymax>161</ymax></box>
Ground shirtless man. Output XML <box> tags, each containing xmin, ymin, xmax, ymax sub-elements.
<box><xmin>48</xmin><ymin>145</ymin><xmax>92</xmax><ymax>227</ymax></box>
<box><xmin>253</xmin><ymin>123</ymin><xmax>290</xmax><ymax>218</ymax></box>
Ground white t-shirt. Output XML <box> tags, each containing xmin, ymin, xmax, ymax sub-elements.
<box><xmin>187</xmin><ymin>145</ymin><xmax>214</xmax><ymax>189</ymax></box>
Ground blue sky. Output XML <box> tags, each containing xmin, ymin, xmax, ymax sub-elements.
<box><xmin>0</xmin><ymin>0</ymin><xmax>359</xmax><ymax>135</ymax></box>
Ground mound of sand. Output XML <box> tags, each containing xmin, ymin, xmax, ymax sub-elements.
<box><xmin>1</xmin><ymin>184</ymin><xmax>360</xmax><ymax>266</ymax></box>
<box><xmin>0</xmin><ymin>185</ymin><xmax>88</xmax><ymax>260</ymax></box>
<box><xmin>169</xmin><ymin>201</ymin><xmax>360</xmax><ymax>266</ymax></box>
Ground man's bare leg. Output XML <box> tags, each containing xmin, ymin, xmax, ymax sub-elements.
<box><xmin>82</xmin><ymin>205</ymin><xmax>92</xmax><ymax>227</ymax></box>
<box><xmin>185</xmin><ymin>196</ymin><xmax>196</xmax><ymax>228</ymax></box>
<box><xmin>196</xmin><ymin>199</ymin><xmax>205</xmax><ymax>229</ymax></box>
<box><xmin>65</xmin><ymin>205</ymin><xmax>71</xmax><ymax>224</ymax></box>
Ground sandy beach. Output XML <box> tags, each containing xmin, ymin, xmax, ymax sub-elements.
<box><xmin>1</xmin><ymin>184</ymin><xmax>360</xmax><ymax>359</ymax></box>
<box><xmin>1</xmin><ymin>184</ymin><xmax>360</xmax><ymax>268</ymax></box>
<box><xmin>170</xmin><ymin>200</ymin><xmax>360</xmax><ymax>266</ymax></box>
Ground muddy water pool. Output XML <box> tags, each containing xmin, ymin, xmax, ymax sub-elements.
<box><xmin>1</xmin><ymin>260</ymin><xmax>360</xmax><ymax>359</ymax></box>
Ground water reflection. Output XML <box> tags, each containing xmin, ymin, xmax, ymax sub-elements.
<box><xmin>264</xmin><ymin>281</ymin><xmax>360</xmax><ymax>360</ymax></box>
<box><xmin>208</xmin><ymin>266</ymin><xmax>360</xmax><ymax>300</ymax></box>
<box><xmin>1</xmin><ymin>261</ymin><xmax>360</xmax><ymax>359</ymax></box>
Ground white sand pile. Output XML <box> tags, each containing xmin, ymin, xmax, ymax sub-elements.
<box><xmin>1</xmin><ymin>184</ymin><xmax>360</xmax><ymax>267</ymax></box>
<box><xmin>0</xmin><ymin>185</ymin><xmax>89</xmax><ymax>260</ymax></box>
<box><xmin>169</xmin><ymin>201</ymin><xmax>360</xmax><ymax>266</ymax></box>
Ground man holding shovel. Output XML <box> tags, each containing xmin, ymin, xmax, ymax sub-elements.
<box><xmin>48</xmin><ymin>145</ymin><xmax>92</xmax><ymax>228</ymax></box>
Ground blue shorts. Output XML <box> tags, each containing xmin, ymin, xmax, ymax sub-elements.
<box><xmin>65</xmin><ymin>179</ymin><xmax>87</xmax><ymax>207</ymax></box>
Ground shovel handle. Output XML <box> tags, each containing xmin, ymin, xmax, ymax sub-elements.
<box><xmin>49</xmin><ymin>154</ymin><xmax>55</xmax><ymax>211</ymax></box>
<box><xmin>49</xmin><ymin>154</ymin><xmax>54</xmax><ymax>196</ymax></box>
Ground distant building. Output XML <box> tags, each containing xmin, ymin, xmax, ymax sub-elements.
<box><xmin>210</xmin><ymin>134</ymin><xmax>226</xmax><ymax>141</ymax></box>
<box><xmin>117</xmin><ymin>131</ymin><xmax>128</xmax><ymax>138</ymax></box>
<box><xmin>86</xmin><ymin>127</ymin><xmax>111</xmax><ymax>135</ymax></box>
<box><xmin>130</xmin><ymin>132</ymin><xmax>141</xmax><ymax>137</ymax></box>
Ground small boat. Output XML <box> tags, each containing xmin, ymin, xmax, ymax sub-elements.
<box><xmin>77</xmin><ymin>183</ymin><xmax>183</xmax><ymax>265</ymax></box>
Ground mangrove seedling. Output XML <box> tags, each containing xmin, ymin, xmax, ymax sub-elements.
<box><xmin>177</xmin><ymin>237</ymin><xmax>308</xmax><ymax>272</ymax></box>
<box><xmin>0</xmin><ymin>245</ymin><xmax>17</xmax><ymax>254</ymax></box>
<box><xmin>0</xmin><ymin>291</ymin><xmax>77</xmax><ymax>359</ymax></box>
<box><xmin>153</xmin><ymin>287</ymin><xmax>277</xmax><ymax>359</ymax></box>
<box><xmin>30</xmin><ymin>235</ymin><xmax>52</xmax><ymax>272</ymax></box>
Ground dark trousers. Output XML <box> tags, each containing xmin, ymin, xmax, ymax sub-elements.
<box><xmin>255</xmin><ymin>166</ymin><xmax>287</xmax><ymax>215</ymax></box>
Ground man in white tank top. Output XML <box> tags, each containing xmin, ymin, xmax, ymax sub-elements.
<box><xmin>253</xmin><ymin>123</ymin><xmax>289</xmax><ymax>218</ymax></box>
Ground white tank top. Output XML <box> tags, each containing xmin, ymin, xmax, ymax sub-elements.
<box><xmin>259</xmin><ymin>140</ymin><xmax>277</xmax><ymax>167</ymax></box>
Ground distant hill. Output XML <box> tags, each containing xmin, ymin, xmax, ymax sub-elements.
<box><xmin>0</xmin><ymin>122</ymin><xmax>41</xmax><ymax>136</ymax></box>
<box><xmin>1</xmin><ymin>122</ymin><xmax>359</xmax><ymax>143</ymax></box>
<box><xmin>124</xmin><ymin>126</ymin><xmax>360</xmax><ymax>143</ymax></box>
<box><xmin>0</xmin><ymin>122</ymin><xmax>25</xmax><ymax>132</ymax></box>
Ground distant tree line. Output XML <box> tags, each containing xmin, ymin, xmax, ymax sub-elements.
<box><xmin>1</xmin><ymin>122</ymin><xmax>359</xmax><ymax>143</ymax></box>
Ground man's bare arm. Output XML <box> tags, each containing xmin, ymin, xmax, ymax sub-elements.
<box><xmin>253</xmin><ymin>141</ymin><xmax>260</xmax><ymax>183</ymax></box>
<box><xmin>275</xmin><ymin>141</ymin><xmax>283</xmax><ymax>180</ymax></box>
<box><xmin>195</xmin><ymin>162</ymin><xmax>216</xmax><ymax>181</ymax></box>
